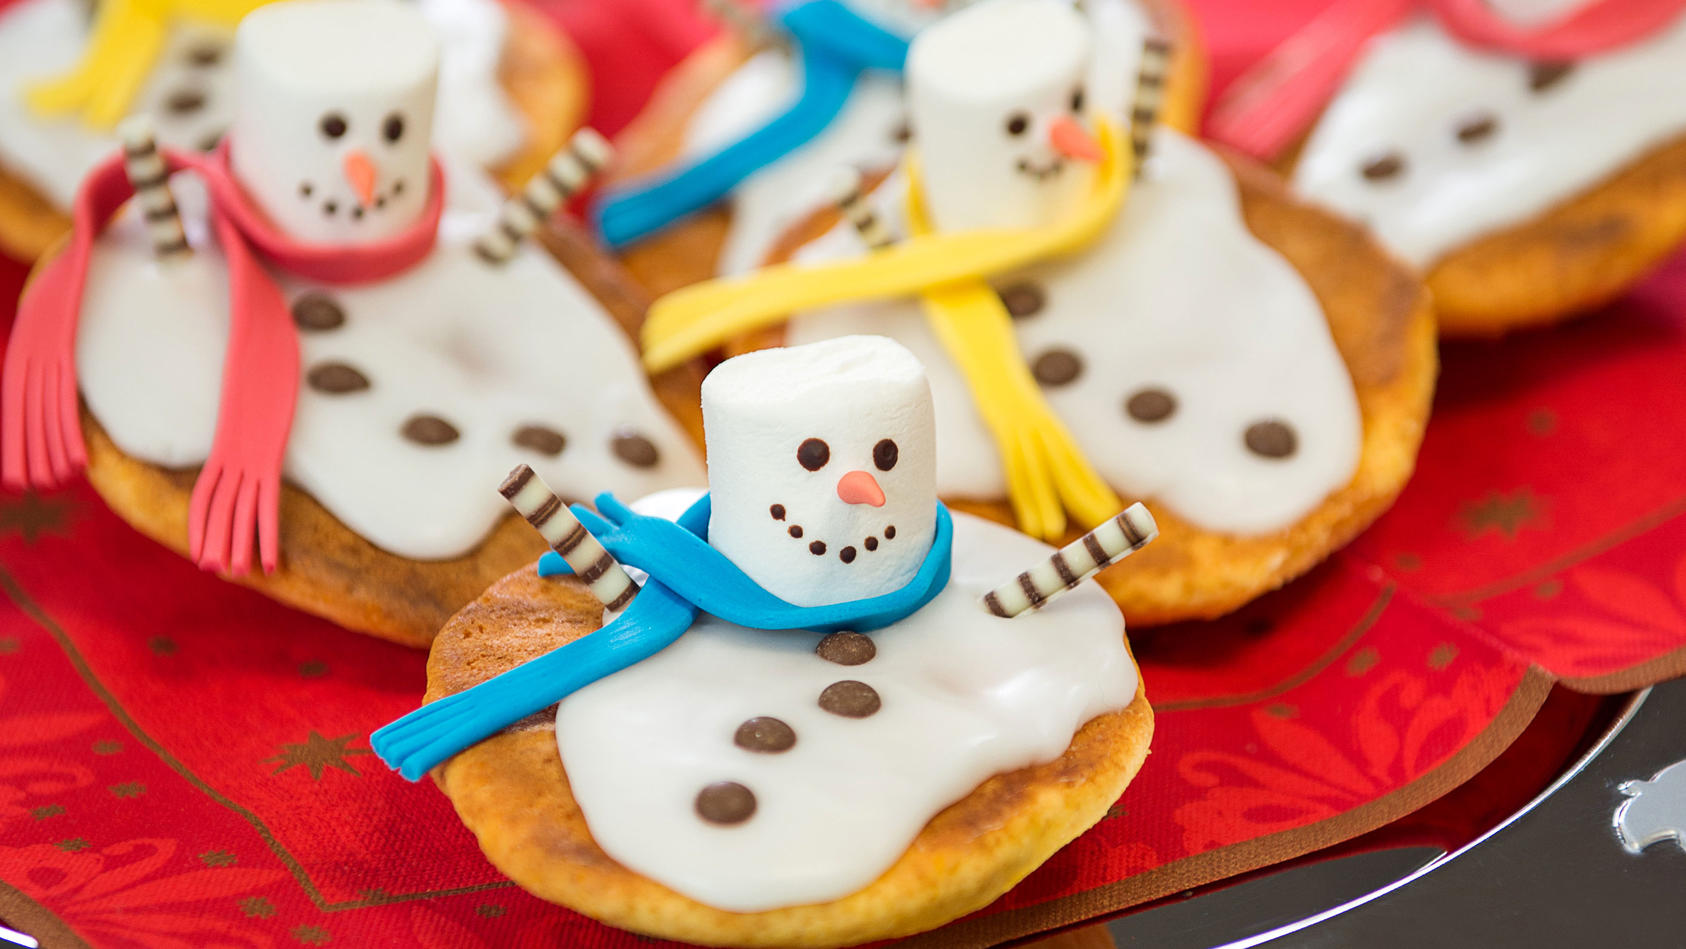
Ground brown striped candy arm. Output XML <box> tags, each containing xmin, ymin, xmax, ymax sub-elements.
<box><xmin>981</xmin><ymin>502</ymin><xmax>1158</xmax><ymax>619</ymax></box>
<box><xmin>499</xmin><ymin>464</ymin><xmax>639</xmax><ymax>611</ymax></box>
<box><xmin>1129</xmin><ymin>36</ymin><xmax>1172</xmax><ymax>176</ymax></box>
<box><xmin>116</xmin><ymin>114</ymin><xmax>190</xmax><ymax>259</ymax></box>
<box><xmin>474</xmin><ymin>127</ymin><xmax>614</xmax><ymax>265</ymax></box>
<box><xmin>827</xmin><ymin>166</ymin><xmax>895</xmax><ymax>252</ymax></box>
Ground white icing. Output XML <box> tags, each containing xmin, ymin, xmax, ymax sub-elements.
<box><xmin>787</xmin><ymin>129</ymin><xmax>1362</xmax><ymax>535</ymax></box>
<box><xmin>74</xmin><ymin>164</ymin><xmax>704</xmax><ymax>559</ymax></box>
<box><xmin>703</xmin><ymin>336</ymin><xmax>938</xmax><ymax>607</ymax></box>
<box><xmin>0</xmin><ymin>0</ymin><xmax>527</xmax><ymax>212</ymax></box>
<box><xmin>1292</xmin><ymin>12</ymin><xmax>1686</xmax><ymax>267</ymax></box>
<box><xmin>556</xmin><ymin>500</ymin><xmax>1136</xmax><ymax>912</ymax></box>
<box><xmin>677</xmin><ymin>0</ymin><xmax>1148</xmax><ymax>274</ymax></box>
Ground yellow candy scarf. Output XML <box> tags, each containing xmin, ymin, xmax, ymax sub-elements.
<box><xmin>26</xmin><ymin>0</ymin><xmax>272</xmax><ymax>129</ymax></box>
<box><xmin>643</xmin><ymin>119</ymin><xmax>1132</xmax><ymax>540</ymax></box>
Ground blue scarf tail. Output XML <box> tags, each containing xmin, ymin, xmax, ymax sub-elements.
<box><xmin>593</xmin><ymin>0</ymin><xmax>910</xmax><ymax>249</ymax></box>
<box><xmin>372</xmin><ymin>493</ymin><xmax>951</xmax><ymax>780</ymax></box>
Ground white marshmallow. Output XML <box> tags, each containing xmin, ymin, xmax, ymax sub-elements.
<box><xmin>906</xmin><ymin>0</ymin><xmax>1095</xmax><ymax>232</ymax></box>
<box><xmin>230</xmin><ymin>0</ymin><xmax>439</xmax><ymax>244</ymax></box>
<box><xmin>703</xmin><ymin>336</ymin><xmax>937</xmax><ymax>607</ymax></box>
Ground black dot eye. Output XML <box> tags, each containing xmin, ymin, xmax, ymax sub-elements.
<box><xmin>797</xmin><ymin>438</ymin><xmax>830</xmax><ymax>472</ymax></box>
<box><xmin>319</xmin><ymin>113</ymin><xmax>347</xmax><ymax>139</ymax></box>
<box><xmin>873</xmin><ymin>439</ymin><xmax>898</xmax><ymax>472</ymax></box>
<box><xmin>383</xmin><ymin>112</ymin><xmax>404</xmax><ymax>143</ymax></box>
<box><xmin>1005</xmin><ymin>112</ymin><xmax>1029</xmax><ymax>137</ymax></box>
<box><xmin>1070</xmin><ymin>87</ymin><xmax>1085</xmax><ymax>113</ymax></box>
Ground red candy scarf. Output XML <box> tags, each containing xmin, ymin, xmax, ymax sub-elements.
<box><xmin>1208</xmin><ymin>0</ymin><xmax>1686</xmax><ymax>159</ymax></box>
<box><xmin>0</xmin><ymin>144</ymin><xmax>445</xmax><ymax>575</ymax></box>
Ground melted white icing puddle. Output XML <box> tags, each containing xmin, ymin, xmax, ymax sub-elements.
<box><xmin>678</xmin><ymin>0</ymin><xmax>1150</xmax><ymax>275</ymax></box>
<box><xmin>786</xmin><ymin>129</ymin><xmax>1361</xmax><ymax>535</ymax></box>
<box><xmin>1292</xmin><ymin>11</ymin><xmax>1686</xmax><ymax>267</ymax></box>
<box><xmin>0</xmin><ymin>0</ymin><xmax>527</xmax><ymax>211</ymax></box>
<box><xmin>74</xmin><ymin>159</ymin><xmax>704</xmax><ymax>560</ymax></box>
<box><xmin>557</xmin><ymin>500</ymin><xmax>1136</xmax><ymax>912</ymax></box>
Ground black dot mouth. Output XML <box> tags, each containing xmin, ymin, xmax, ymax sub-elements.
<box><xmin>773</xmin><ymin>505</ymin><xmax>895</xmax><ymax>563</ymax></box>
<box><xmin>1015</xmin><ymin>156</ymin><xmax>1066</xmax><ymax>180</ymax></box>
<box><xmin>302</xmin><ymin>180</ymin><xmax>405</xmax><ymax>221</ymax></box>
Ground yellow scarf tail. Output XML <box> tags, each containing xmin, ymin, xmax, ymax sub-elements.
<box><xmin>643</xmin><ymin>121</ymin><xmax>1132</xmax><ymax>540</ymax></box>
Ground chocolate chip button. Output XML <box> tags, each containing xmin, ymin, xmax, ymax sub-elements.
<box><xmin>1455</xmin><ymin>114</ymin><xmax>1498</xmax><ymax>145</ymax></box>
<box><xmin>292</xmin><ymin>293</ymin><xmax>345</xmax><ymax>331</ymax></box>
<box><xmin>839</xmin><ymin>545</ymin><xmax>857</xmax><ymax>563</ymax></box>
<box><xmin>884</xmin><ymin>525</ymin><xmax>896</xmax><ymax>540</ymax></box>
<box><xmin>734</xmin><ymin>717</ymin><xmax>796</xmax><ymax>753</ymax></box>
<box><xmin>816</xmin><ymin>632</ymin><xmax>875</xmax><ymax>666</ymax></box>
<box><xmin>165</xmin><ymin>88</ymin><xmax>206</xmax><ymax>115</ymax></box>
<box><xmin>1243</xmin><ymin>419</ymin><xmax>1297</xmax><ymax>459</ymax></box>
<box><xmin>788</xmin><ymin>525</ymin><xmax>804</xmax><ymax>538</ymax></box>
<box><xmin>998</xmin><ymin>282</ymin><xmax>1046</xmax><ymax>318</ymax></box>
<box><xmin>185</xmin><ymin>43</ymin><xmax>223</xmax><ymax>67</ymax></box>
<box><xmin>512</xmin><ymin>424</ymin><xmax>565</xmax><ymax>456</ymax></box>
<box><xmin>695</xmin><ymin>782</ymin><xmax>756</xmax><ymax>824</ymax></box>
<box><xmin>864</xmin><ymin>536</ymin><xmax>878</xmax><ymax>551</ymax></box>
<box><xmin>1528</xmin><ymin>61</ymin><xmax>1575</xmax><ymax>93</ymax></box>
<box><xmin>818</xmin><ymin>680</ymin><xmax>880</xmax><ymax>718</ymax></box>
<box><xmin>306</xmin><ymin>361</ymin><xmax>370</xmax><ymax>394</ymax></box>
<box><xmin>770</xmin><ymin>504</ymin><xmax>786</xmax><ymax>520</ymax></box>
<box><xmin>401</xmin><ymin>414</ymin><xmax>460</xmax><ymax>446</ymax></box>
<box><xmin>1032</xmin><ymin>348</ymin><xmax>1083</xmax><ymax>386</ymax></box>
<box><xmin>1125</xmin><ymin>387</ymin><xmax>1176</xmax><ymax>423</ymax></box>
<box><xmin>1361</xmin><ymin>152</ymin><xmax>1404</xmax><ymax>181</ymax></box>
<box><xmin>610</xmin><ymin>430</ymin><xmax>660</xmax><ymax>468</ymax></box>
<box><xmin>809</xmin><ymin>540</ymin><xmax>827</xmax><ymax>556</ymax></box>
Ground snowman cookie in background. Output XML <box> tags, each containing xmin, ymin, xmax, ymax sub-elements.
<box><xmin>383</xmin><ymin>335</ymin><xmax>1156</xmax><ymax>948</ymax></box>
<box><xmin>1210</xmin><ymin>0</ymin><xmax>1686</xmax><ymax>336</ymax></box>
<box><xmin>0</xmin><ymin>0</ymin><xmax>584</xmax><ymax>261</ymax></box>
<box><xmin>2</xmin><ymin>0</ymin><xmax>704</xmax><ymax>647</ymax></box>
<box><xmin>599</xmin><ymin>0</ymin><xmax>1207</xmax><ymax>300</ymax></box>
<box><xmin>637</xmin><ymin>0</ymin><xmax>1438</xmax><ymax>627</ymax></box>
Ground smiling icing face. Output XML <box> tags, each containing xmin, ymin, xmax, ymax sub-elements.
<box><xmin>703</xmin><ymin>336</ymin><xmax>938</xmax><ymax>608</ymax></box>
<box><xmin>230</xmin><ymin>0</ymin><xmax>439</xmax><ymax>244</ymax></box>
<box><xmin>906</xmin><ymin>0</ymin><xmax>1101</xmax><ymax>233</ymax></box>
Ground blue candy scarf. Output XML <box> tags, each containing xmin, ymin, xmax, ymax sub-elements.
<box><xmin>594</xmin><ymin>0</ymin><xmax>910</xmax><ymax>249</ymax></box>
<box><xmin>372</xmin><ymin>492</ymin><xmax>953</xmax><ymax>780</ymax></box>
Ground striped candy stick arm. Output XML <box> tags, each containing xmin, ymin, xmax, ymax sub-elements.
<box><xmin>474</xmin><ymin>127</ymin><xmax>614</xmax><ymax>264</ymax></box>
<box><xmin>982</xmin><ymin>502</ymin><xmax>1158</xmax><ymax>619</ymax></box>
<box><xmin>116</xmin><ymin>114</ymin><xmax>189</xmax><ymax>258</ymax></box>
<box><xmin>499</xmin><ymin>465</ymin><xmax>639</xmax><ymax>611</ymax></box>
<box><xmin>702</xmin><ymin>0</ymin><xmax>782</xmax><ymax>49</ymax></box>
<box><xmin>828</xmin><ymin>166</ymin><xmax>895</xmax><ymax>252</ymax></box>
<box><xmin>1128</xmin><ymin>37</ymin><xmax>1172</xmax><ymax>176</ymax></box>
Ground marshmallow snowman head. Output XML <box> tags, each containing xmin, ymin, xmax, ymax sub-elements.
<box><xmin>703</xmin><ymin>336</ymin><xmax>939</xmax><ymax>608</ymax></box>
<box><xmin>230</xmin><ymin>0</ymin><xmax>439</xmax><ymax>245</ymax></box>
<box><xmin>907</xmin><ymin>0</ymin><xmax>1102</xmax><ymax>233</ymax></box>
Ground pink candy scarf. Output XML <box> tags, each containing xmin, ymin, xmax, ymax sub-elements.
<box><xmin>1208</xmin><ymin>0</ymin><xmax>1686</xmax><ymax>159</ymax></box>
<box><xmin>1</xmin><ymin>144</ymin><xmax>445</xmax><ymax>575</ymax></box>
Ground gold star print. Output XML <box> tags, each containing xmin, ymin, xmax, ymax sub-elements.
<box><xmin>264</xmin><ymin>732</ymin><xmax>374</xmax><ymax>781</ymax></box>
<box><xmin>1456</xmin><ymin>489</ymin><xmax>1546</xmax><ymax>540</ymax></box>
<box><xmin>0</xmin><ymin>493</ymin><xmax>74</xmax><ymax>544</ymax></box>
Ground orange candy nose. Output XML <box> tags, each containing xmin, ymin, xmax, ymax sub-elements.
<box><xmin>342</xmin><ymin>149</ymin><xmax>377</xmax><ymax>206</ymax></box>
<box><xmin>837</xmin><ymin>470</ymin><xmax>886</xmax><ymax>507</ymax></box>
<box><xmin>1048</xmin><ymin>116</ymin><xmax>1103</xmax><ymax>162</ymax></box>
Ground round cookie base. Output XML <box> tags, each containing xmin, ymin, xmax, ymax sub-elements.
<box><xmin>1423</xmin><ymin>131</ymin><xmax>1686</xmax><ymax>337</ymax></box>
<box><xmin>428</xmin><ymin>564</ymin><xmax>1154</xmax><ymax>949</ymax></box>
<box><xmin>0</xmin><ymin>0</ymin><xmax>586</xmax><ymax>262</ymax></box>
<box><xmin>61</xmin><ymin>222</ymin><xmax>705</xmax><ymax>649</ymax></box>
<box><xmin>606</xmin><ymin>0</ymin><xmax>1209</xmax><ymax>300</ymax></box>
<box><xmin>749</xmin><ymin>150</ymin><xmax>1437</xmax><ymax>627</ymax></box>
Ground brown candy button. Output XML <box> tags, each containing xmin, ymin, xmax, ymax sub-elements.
<box><xmin>997</xmin><ymin>282</ymin><xmax>1046</xmax><ymax>318</ymax></box>
<box><xmin>770</xmin><ymin>504</ymin><xmax>786</xmax><ymax>520</ymax></box>
<box><xmin>816</xmin><ymin>632</ymin><xmax>875</xmax><ymax>666</ymax></box>
<box><xmin>1361</xmin><ymin>152</ymin><xmax>1404</xmax><ymax>181</ymax></box>
<box><xmin>512</xmin><ymin>424</ymin><xmax>565</xmax><ymax>456</ymax></box>
<box><xmin>166</xmin><ymin>88</ymin><xmax>206</xmax><ymax>115</ymax></box>
<box><xmin>306</xmin><ymin>361</ymin><xmax>370</xmax><ymax>394</ymax></box>
<box><xmin>610</xmin><ymin>430</ymin><xmax>660</xmax><ymax>468</ymax></box>
<box><xmin>788</xmin><ymin>525</ymin><xmax>803</xmax><ymax>538</ymax></box>
<box><xmin>884</xmin><ymin>525</ymin><xmax>896</xmax><ymax>540</ymax></box>
<box><xmin>695</xmin><ymin>782</ymin><xmax>757</xmax><ymax>825</ymax></box>
<box><xmin>733</xmin><ymin>717</ymin><xmax>796</xmax><ymax>753</ymax></box>
<box><xmin>1125</xmin><ymin>387</ymin><xmax>1176</xmax><ymax>423</ymax></box>
<box><xmin>809</xmin><ymin>540</ymin><xmax>827</xmax><ymax>556</ymax></box>
<box><xmin>818</xmin><ymin>680</ymin><xmax>880</xmax><ymax>718</ymax></box>
<box><xmin>1456</xmin><ymin>114</ymin><xmax>1498</xmax><ymax>144</ymax></box>
<box><xmin>839</xmin><ymin>546</ymin><xmax>857</xmax><ymax>563</ymax></box>
<box><xmin>291</xmin><ymin>293</ymin><xmax>345</xmax><ymax>331</ymax></box>
<box><xmin>1244</xmin><ymin>419</ymin><xmax>1298</xmax><ymax>459</ymax></box>
<box><xmin>1528</xmin><ymin>61</ymin><xmax>1574</xmax><ymax>93</ymax></box>
<box><xmin>1031</xmin><ymin>348</ymin><xmax>1083</xmax><ymax>386</ymax></box>
<box><xmin>401</xmin><ymin>414</ymin><xmax>460</xmax><ymax>446</ymax></box>
<box><xmin>864</xmin><ymin>536</ymin><xmax>878</xmax><ymax>551</ymax></box>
